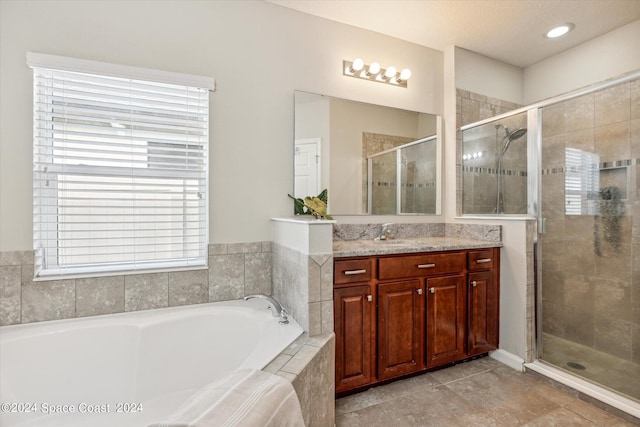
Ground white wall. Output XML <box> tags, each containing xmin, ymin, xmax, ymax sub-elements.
<box><xmin>524</xmin><ymin>19</ymin><xmax>640</xmax><ymax>104</ymax></box>
<box><xmin>455</xmin><ymin>47</ymin><xmax>524</xmax><ymax>105</ymax></box>
<box><xmin>0</xmin><ymin>0</ymin><xmax>444</xmax><ymax>251</ymax></box>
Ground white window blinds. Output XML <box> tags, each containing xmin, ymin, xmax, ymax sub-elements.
<box><xmin>29</xmin><ymin>53</ymin><xmax>212</xmax><ymax>279</ymax></box>
<box><xmin>565</xmin><ymin>148</ymin><xmax>599</xmax><ymax>216</ymax></box>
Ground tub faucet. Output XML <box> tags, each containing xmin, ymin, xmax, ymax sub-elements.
<box><xmin>374</xmin><ymin>223</ymin><xmax>394</xmax><ymax>240</ymax></box>
<box><xmin>244</xmin><ymin>294</ymin><xmax>289</xmax><ymax>324</ymax></box>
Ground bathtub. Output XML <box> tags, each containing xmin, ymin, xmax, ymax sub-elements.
<box><xmin>0</xmin><ymin>299</ymin><xmax>303</xmax><ymax>427</ymax></box>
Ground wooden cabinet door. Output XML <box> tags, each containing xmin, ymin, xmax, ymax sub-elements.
<box><xmin>425</xmin><ymin>275</ymin><xmax>466</xmax><ymax>367</ymax></box>
<box><xmin>334</xmin><ymin>285</ymin><xmax>375</xmax><ymax>393</ymax></box>
<box><xmin>468</xmin><ymin>271</ymin><xmax>499</xmax><ymax>355</ymax></box>
<box><xmin>377</xmin><ymin>279</ymin><xmax>425</xmax><ymax>380</ymax></box>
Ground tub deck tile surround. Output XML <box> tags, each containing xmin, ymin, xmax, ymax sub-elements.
<box><xmin>266</xmin><ymin>332</ymin><xmax>336</xmax><ymax>427</ymax></box>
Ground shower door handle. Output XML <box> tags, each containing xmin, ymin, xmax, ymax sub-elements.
<box><xmin>538</xmin><ymin>217</ymin><xmax>547</xmax><ymax>234</ymax></box>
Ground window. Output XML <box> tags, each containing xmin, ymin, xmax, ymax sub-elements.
<box><xmin>565</xmin><ymin>148</ymin><xmax>599</xmax><ymax>216</ymax></box>
<box><xmin>29</xmin><ymin>53</ymin><xmax>214</xmax><ymax>279</ymax></box>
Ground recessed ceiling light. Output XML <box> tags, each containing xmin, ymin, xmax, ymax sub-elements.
<box><xmin>545</xmin><ymin>23</ymin><xmax>575</xmax><ymax>39</ymax></box>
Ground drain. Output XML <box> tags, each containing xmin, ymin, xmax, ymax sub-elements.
<box><xmin>567</xmin><ymin>361</ymin><xmax>586</xmax><ymax>370</ymax></box>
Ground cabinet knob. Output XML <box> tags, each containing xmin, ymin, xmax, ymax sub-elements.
<box><xmin>429</xmin><ymin>287</ymin><xmax>435</xmax><ymax>293</ymax></box>
<box><xmin>471</xmin><ymin>281</ymin><xmax>477</xmax><ymax>287</ymax></box>
<box><xmin>416</xmin><ymin>288</ymin><xmax>423</xmax><ymax>295</ymax></box>
<box><xmin>367</xmin><ymin>295</ymin><xmax>372</xmax><ymax>302</ymax></box>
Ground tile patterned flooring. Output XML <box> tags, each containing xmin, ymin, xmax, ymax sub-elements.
<box><xmin>541</xmin><ymin>333</ymin><xmax>640</xmax><ymax>402</ymax></box>
<box><xmin>335</xmin><ymin>357</ymin><xmax>639</xmax><ymax>426</ymax></box>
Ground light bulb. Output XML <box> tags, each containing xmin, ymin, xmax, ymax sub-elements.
<box><xmin>400</xmin><ymin>68</ymin><xmax>412</xmax><ymax>81</ymax></box>
<box><xmin>384</xmin><ymin>66</ymin><xmax>397</xmax><ymax>79</ymax></box>
<box><xmin>352</xmin><ymin>58</ymin><xmax>364</xmax><ymax>71</ymax></box>
<box><xmin>368</xmin><ymin>62</ymin><xmax>381</xmax><ymax>75</ymax></box>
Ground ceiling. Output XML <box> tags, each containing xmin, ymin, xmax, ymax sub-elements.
<box><xmin>267</xmin><ymin>0</ymin><xmax>640</xmax><ymax>68</ymax></box>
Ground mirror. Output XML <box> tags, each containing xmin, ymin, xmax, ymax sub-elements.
<box><xmin>294</xmin><ymin>91</ymin><xmax>442</xmax><ymax>215</ymax></box>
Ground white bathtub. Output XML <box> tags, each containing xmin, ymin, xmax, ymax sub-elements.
<box><xmin>0</xmin><ymin>299</ymin><xmax>303</xmax><ymax>427</ymax></box>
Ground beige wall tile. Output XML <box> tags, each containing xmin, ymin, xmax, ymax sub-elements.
<box><xmin>595</xmin><ymin>82</ymin><xmax>630</xmax><ymax>127</ymax></box>
<box><xmin>244</xmin><ymin>252</ymin><xmax>272</xmax><ymax>296</ymax></box>
<box><xmin>76</xmin><ymin>276</ymin><xmax>125</xmax><ymax>317</ymax></box>
<box><xmin>208</xmin><ymin>254</ymin><xmax>244</xmax><ymax>302</ymax></box>
<box><xmin>168</xmin><ymin>269</ymin><xmax>208</xmax><ymax>307</ymax></box>
<box><xmin>21</xmin><ymin>266</ymin><xmax>76</xmax><ymax>323</ymax></box>
<box><xmin>564</xmin><ymin>93</ymin><xmax>594</xmax><ymax>133</ymax></box>
<box><xmin>124</xmin><ymin>272</ymin><xmax>168</xmax><ymax>312</ymax></box>
<box><xmin>0</xmin><ymin>265</ymin><xmax>21</xmax><ymax>325</ymax></box>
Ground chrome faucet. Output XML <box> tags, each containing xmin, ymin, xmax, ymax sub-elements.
<box><xmin>244</xmin><ymin>294</ymin><xmax>289</xmax><ymax>324</ymax></box>
<box><xmin>374</xmin><ymin>223</ymin><xmax>394</xmax><ymax>241</ymax></box>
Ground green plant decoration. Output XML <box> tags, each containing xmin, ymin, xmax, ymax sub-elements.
<box><xmin>593</xmin><ymin>186</ymin><xmax>625</xmax><ymax>256</ymax></box>
<box><xmin>287</xmin><ymin>189</ymin><xmax>333</xmax><ymax>220</ymax></box>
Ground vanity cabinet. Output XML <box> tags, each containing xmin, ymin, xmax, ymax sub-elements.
<box><xmin>333</xmin><ymin>259</ymin><xmax>376</xmax><ymax>394</ymax></box>
<box><xmin>334</xmin><ymin>247</ymin><xmax>500</xmax><ymax>395</ymax></box>
<box><xmin>377</xmin><ymin>279</ymin><xmax>425</xmax><ymax>380</ymax></box>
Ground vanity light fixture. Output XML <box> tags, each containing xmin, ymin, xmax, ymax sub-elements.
<box><xmin>544</xmin><ymin>22</ymin><xmax>575</xmax><ymax>39</ymax></box>
<box><xmin>343</xmin><ymin>58</ymin><xmax>411</xmax><ymax>88</ymax></box>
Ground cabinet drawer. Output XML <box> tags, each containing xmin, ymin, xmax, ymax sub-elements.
<box><xmin>335</xmin><ymin>259</ymin><xmax>373</xmax><ymax>284</ymax></box>
<box><xmin>468</xmin><ymin>250</ymin><xmax>495</xmax><ymax>271</ymax></box>
<box><xmin>378</xmin><ymin>252</ymin><xmax>465</xmax><ymax>280</ymax></box>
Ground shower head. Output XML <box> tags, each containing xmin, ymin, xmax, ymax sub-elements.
<box><xmin>505</xmin><ymin>127</ymin><xmax>527</xmax><ymax>141</ymax></box>
<box><xmin>500</xmin><ymin>127</ymin><xmax>527</xmax><ymax>156</ymax></box>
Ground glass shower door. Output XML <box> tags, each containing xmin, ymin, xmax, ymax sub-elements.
<box><xmin>538</xmin><ymin>77</ymin><xmax>640</xmax><ymax>402</ymax></box>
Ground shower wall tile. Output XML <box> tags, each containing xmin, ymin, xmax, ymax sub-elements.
<box><xmin>124</xmin><ymin>272</ymin><xmax>168</xmax><ymax>312</ymax></box>
<box><xmin>76</xmin><ymin>276</ymin><xmax>125</xmax><ymax>317</ymax></box>
<box><xmin>564</xmin><ymin>93</ymin><xmax>594</xmax><ymax>133</ymax></box>
<box><xmin>565</xmin><ymin>128</ymin><xmax>594</xmax><ymax>152</ymax></box>
<box><xmin>594</xmin><ymin>316</ymin><xmax>631</xmax><ymax>360</ymax></box>
<box><xmin>631</xmin><ymin>79</ymin><xmax>640</xmax><ymax>120</ymax></box>
<box><xmin>168</xmin><ymin>269</ymin><xmax>208</xmax><ymax>307</ymax></box>
<box><xmin>631</xmin><ymin>119</ymin><xmax>640</xmax><ymax>158</ymax></box>
<box><xmin>594</xmin><ymin>279</ymin><xmax>632</xmax><ymax>322</ymax></box>
<box><xmin>0</xmin><ymin>266</ymin><xmax>21</xmax><ymax>325</ymax></box>
<box><xmin>564</xmin><ymin>304</ymin><xmax>595</xmax><ymax>348</ymax></box>
<box><xmin>595</xmin><ymin>82</ymin><xmax>630</xmax><ymax>127</ymax></box>
<box><xmin>595</xmin><ymin>121</ymin><xmax>630</xmax><ymax>163</ymax></box>
<box><xmin>542</xmin><ymin>102</ymin><xmax>564</xmax><ymax>138</ymax></box>
<box><xmin>632</xmin><ymin>324</ymin><xmax>640</xmax><ymax>364</ymax></box>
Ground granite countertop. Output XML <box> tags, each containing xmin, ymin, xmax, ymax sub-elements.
<box><xmin>333</xmin><ymin>237</ymin><xmax>502</xmax><ymax>258</ymax></box>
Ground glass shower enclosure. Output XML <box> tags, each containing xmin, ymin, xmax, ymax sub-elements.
<box><xmin>461</xmin><ymin>72</ymin><xmax>640</xmax><ymax>407</ymax></box>
<box><xmin>368</xmin><ymin>135</ymin><xmax>437</xmax><ymax>214</ymax></box>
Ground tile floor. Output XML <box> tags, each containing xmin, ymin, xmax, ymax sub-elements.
<box><xmin>335</xmin><ymin>356</ymin><xmax>639</xmax><ymax>426</ymax></box>
<box><xmin>541</xmin><ymin>333</ymin><xmax>640</xmax><ymax>402</ymax></box>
